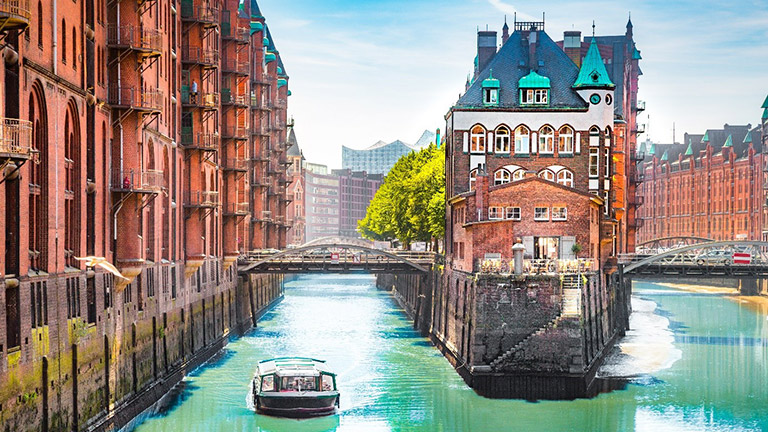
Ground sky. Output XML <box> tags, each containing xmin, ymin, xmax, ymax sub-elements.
<box><xmin>256</xmin><ymin>0</ymin><xmax>768</xmax><ymax>169</ymax></box>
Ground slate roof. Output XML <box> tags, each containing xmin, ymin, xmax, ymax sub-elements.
<box><xmin>286</xmin><ymin>128</ymin><xmax>301</xmax><ymax>157</ymax></box>
<box><xmin>250</xmin><ymin>0</ymin><xmax>262</xmax><ymax>17</ymax></box>
<box><xmin>456</xmin><ymin>30</ymin><xmax>587</xmax><ymax>109</ymax></box>
<box><xmin>643</xmin><ymin>124</ymin><xmax>763</xmax><ymax>164</ymax></box>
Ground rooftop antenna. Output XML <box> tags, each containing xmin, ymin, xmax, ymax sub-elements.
<box><xmin>514</xmin><ymin>12</ymin><xmax>517</xmax><ymax>26</ymax></box>
<box><xmin>592</xmin><ymin>20</ymin><xmax>596</xmax><ymax>37</ymax></box>
<box><xmin>673</xmin><ymin>122</ymin><xmax>676</xmax><ymax>144</ymax></box>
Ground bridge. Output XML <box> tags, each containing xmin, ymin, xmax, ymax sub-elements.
<box><xmin>238</xmin><ymin>237</ymin><xmax>435</xmax><ymax>274</ymax></box>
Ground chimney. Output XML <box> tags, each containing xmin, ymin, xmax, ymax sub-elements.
<box><xmin>563</xmin><ymin>30</ymin><xmax>582</xmax><ymax>66</ymax></box>
<box><xmin>528</xmin><ymin>28</ymin><xmax>538</xmax><ymax>71</ymax></box>
<box><xmin>475</xmin><ymin>169</ymin><xmax>489</xmax><ymax>221</ymax></box>
<box><xmin>477</xmin><ymin>30</ymin><xmax>497</xmax><ymax>74</ymax></box>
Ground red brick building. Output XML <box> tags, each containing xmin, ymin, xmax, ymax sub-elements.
<box><xmin>0</xmin><ymin>1</ymin><xmax>290</xmax><ymax>429</ymax></box>
<box><xmin>636</xmin><ymin>119</ymin><xmax>765</xmax><ymax>243</ymax></box>
<box><xmin>286</xmin><ymin>126</ymin><xmax>305</xmax><ymax>245</ymax></box>
<box><xmin>445</xmin><ymin>18</ymin><xmax>642</xmax><ymax>273</ymax></box>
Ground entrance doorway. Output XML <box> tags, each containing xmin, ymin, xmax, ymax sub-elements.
<box><xmin>534</xmin><ymin>237</ymin><xmax>559</xmax><ymax>260</ymax></box>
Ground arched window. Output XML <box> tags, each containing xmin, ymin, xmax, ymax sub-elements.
<box><xmin>558</xmin><ymin>125</ymin><xmax>574</xmax><ymax>154</ymax></box>
<box><xmin>605</xmin><ymin>126</ymin><xmax>612</xmax><ymax>148</ymax></box>
<box><xmin>495</xmin><ymin>126</ymin><xmax>510</xmax><ymax>153</ymax></box>
<box><xmin>539</xmin><ymin>125</ymin><xmax>554</xmax><ymax>154</ymax></box>
<box><xmin>514</xmin><ymin>125</ymin><xmax>530</xmax><ymax>154</ymax></box>
<box><xmin>589</xmin><ymin>126</ymin><xmax>600</xmax><ymax>147</ymax></box>
<box><xmin>469</xmin><ymin>169</ymin><xmax>478</xmax><ymax>191</ymax></box>
<box><xmin>494</xmin><ymin>169</ymin><xmax>511</xmax><ymax>185</ymax></box>
<box><xmin>538</xmin><ymin>169</ymin><xmax>555</xmax><ymax>182</ymax></box>
<box><xmin>512</xmin><ymin>169</ymin><xmax>526</xmax><ymax>181</ymax></box>
<box><xmin>61</xmin><ymin>19</ymin><xmax>67</xmax><ymax>63</ymax></box>
<box><xmin>37</xmin><ymin>1</ymin><xmax>43</xmax><ymax>47</ymax></box>
<box><xmin>64</xmin><ymin>100</ymin><xmax>81</xmax><ymax>267</ymax></box>
<box><xmin>72</xmin><ymin>27</ymin><xmax>77</xmax><ymax>69</ymax></box>
<box><xmin>470</xmin><ymin>125</ymin><xmax>486</xmax><ymax>153</ymax></box>
<box><xmin>556</xmin><ymin>169</ymin><xmax>574</xmax><ymax>187</ymax></box>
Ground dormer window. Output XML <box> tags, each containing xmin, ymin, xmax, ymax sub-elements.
<box><xmin>518</xmin><ymin>71</ymin><xmax>550</xmax><ymax>106</ymax></box>
<box><xmin>482</xmin><ymin>70</ymin><xmax>500</xmax><ymax>107</ymax></box>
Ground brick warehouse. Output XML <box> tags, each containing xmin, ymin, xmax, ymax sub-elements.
<box><xmin>0</xmin><ymin>1</ymin><xmax>291</xmax><ymax>430</ymax></box>
<box><xmin>635</xmin><ymin>109</ymin><xmax>767</xmax><ymax>243</ymax></box>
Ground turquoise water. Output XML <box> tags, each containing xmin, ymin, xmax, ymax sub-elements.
<box><xmin>129</xmin><ymin>275</ymin><xmax>768</xmax><ymax>432</ymax></box>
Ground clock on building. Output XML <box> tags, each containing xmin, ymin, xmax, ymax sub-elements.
<box><xmin>590</xmin><ymin>93</ymin><xmax>601</xmax><ymax>104</ymax></box>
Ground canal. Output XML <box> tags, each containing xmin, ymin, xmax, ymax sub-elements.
<box><xmin>127</xmin><ymin>274</ymin><xmax>768</xmax><ymax>432</ymax></box>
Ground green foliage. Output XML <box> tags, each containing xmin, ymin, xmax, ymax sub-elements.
<box><xmin>359</xmin><ymin>143</ymin><xmax>445</xmax><ymax>250</ymax></box>
<box><xmin>571</xmin><ymin>243</ymin><xmax>583</xmax><ymax>257</ymax></box>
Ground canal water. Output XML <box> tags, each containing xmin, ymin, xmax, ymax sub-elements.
<box><xmin>128</xmin><ymin>275</ymin><xmax>768</xmax><ymax>432</ymax></box>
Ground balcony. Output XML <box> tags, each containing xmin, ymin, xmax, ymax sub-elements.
<box><xmin>252</xmin><ymin>210</ymin><xmax>272</xmax><ymax>223</ymax></box>
<box><xmin>181</xmin><ymin>45</ymin><xmax>219</xmax><ymax>68</ymax></box>
<box><xmin>274</xmin><ymin>99</ymin><xmax>287</xmax><ymax>109</ymax></box>
<box><xmin>629</xmin><ymin>172</ymin><xmax>645</xmax><ymax>183</ymax></box>
<box><xmin>628</xmin><ymin>195</ymin><xmax>645</xmax><ymax>206</ymax></box>
<box><xmin>250</xmin><ymin>152</ymin><xmax>267</xmax><ymax>162</ymax></box>
<box><xmin>109</xmin><ymin>86</ymin><xmax>163</xmax><ymax>113</ymax></box>
<box><xmin>224</xmin><ymin>202</ymin><xmax>249</xmax><ymax>216</ymax></box>
<box><xmin>476</xmin><ymin>258</ymin><xmax>597</xmax><ymax>275</ymax></box>
<box><xmin>222</xmin><ymin>125</ymin><xmax>248</xmax><ymax>140</ymax></box>
<box><xmin>222</xmin><ymin>58</ymin><xmax>249</xmax><ymax>75</ymax></box>
<box><xmin>222</xmin><ymin>158</ymin><xmax>248</xmax><ymax>172</ymax></box>
<box><xmin>111</xmin><ymin>169</ymin><xmax>164</xmax><ymax>193</ymax></box>
<box><xmin>107</xmin><ymin>25</ymin><xmax>162</xmax><ymax>58</ymax></box>
<box><xmin>180</xmin><ymin>132</ymin><xmax>219</xmax><ymax>151</ymax></box>
<box><xmin>185</xmin><ymin>191</ymin><xmax>219</xmax><ymax>208</ymax></box>
<box><xmin>629</xmin><ymin>218</ymin><xmax>645</xmax><ymax>229</ymax></box>
<box><xmin>181</xmin><ymin>90</ymin><xmax>219</xmax><ymax>109</ymax></box>
<box><xmin>0</xmin><ymin>118</ymin><xmax>32</xmax><ymax>160</ymax></box>
<box><xmin>636</xmin><ymin>100</ymin><xmax>646</xmax><ymax>112</ymax></box>
<box><xmin>634</xmin><ymin>123</ymin><xmax>646</xmax><ymax>134</ymax></box>
<box><xmin>630</xmin><ymin>151</ymin><xmax>646</xmax><ymax>162</ymax></box>
<box><xmin>221</xmin><ymin>90</ymin><xmax>249</xmax><ymax>108</ymax></box>
<box><xmin>0</xmin><ymin>0</ymin><xmax>31</xmax><ymax>32</ymax></box>
<box><xmin>180</xmin><ymin>1</ymin><xmax>219</xmax><ymax>27</ymax></box>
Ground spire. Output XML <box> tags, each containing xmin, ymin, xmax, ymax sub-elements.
<box><xmin>502</xmin><ymin>15</ymin><xmax>510</xmax><ymax>44</ymax></box>
<box><xmin>763</xmin><ymin>108</ymin><xmax>768</xmax><ymax>120</ymax></box>
<box><xmin>648</xmin><ymin>143</ymin><xmax>656</xmax><ymax>156</ymax></box>
<box><xmin>661</xmin><ymin>149</ymin><xmax>669</xmax><ymax>162</ymax></box>
<box><xmin>573</xmin><ymin>38</ymin><xmax>615</xmax><ymax>88</ymax></box>
<box><xmin>627</xmin><ymin>12</ymin><xmax>633</xmax><ymax>29</ymax></box>
<box><xmin>762</xmin><ymin>94</ymin><xmax>768</xmax><ymax>109</ymax></box>
<box><xmin>250</xmin><ymin>0</ymin><xmax>263</xmax><ymax>18</ymax></box>
<box><xmin>684</xmin><ymin>139</ymin><xmax>693</xmax><ymax>156</ymax></box>
<box><xmin>723</xmin><ymin>134</ymin><xmax>733</xmax><ymax>148</ymax></box>
<box><xmin>744</xmin><ymin>131</ymin><xmax>752</xmax><ymax>144</ymax></box>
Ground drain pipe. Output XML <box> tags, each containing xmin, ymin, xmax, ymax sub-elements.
<box><xmin>53</xmin><ymin>0</ymin><xmax>57</xmax><ymax>75</ymax></box>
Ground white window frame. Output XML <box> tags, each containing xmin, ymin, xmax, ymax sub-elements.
<box><xmin>514</xmin><ymin>126</ymin><xmax>530</xmax><ymax>154</ymax></box>
<box><xmin>512</xmin><ymin>169</ymin><xmax>526</xmax><ymax>181</ymax></box>
<box><xmin>495</xmin><ymin>126</ymin><xmax>510</xmax><ymax>153</ymax></box>
<box><xmin>589</xmin><ymin>148</ymin><xmax>600</xmax><ymax>178</ymax></box>
<box><xmin>470</xmin><ymin>125</ymin><xmax>486</xmax><ymax>153</ymax></box>
<box><xmin>469</xmin><ymin>169</ymin><xmax>477</xmax><ymax>191</ymax></box>
<box><xmin>484</xmin><ymin>88</ymin><xmax>498</xmax><ymax>105</ymax></box>
<box><xmin>535</xmin><ymin>89</ymin><xmax>548</xmax><ymax>104</ymax></box>
<box><xmin>538</xmin><ymin>169</ymin><xmax>555</xmax><ymax>182</ymax></box>
<box><xmin>589</xmin><ymin>126</ymin><xmax>600</xmax><ymax>147</ymax></box>
<box><xmin>604</xmin><ymin>147</ymin><xmax>610</xmax><ymax>178</ymax></box>
<box><xmin>552</xmin><ymin>206</ymin><xmax>567</xmax><ymax>221</ymax></box>
<box><xmin>494</xmin><ymin>169</ymin><xmax>511</xmax><ymax>185</ymax></box>
<box><xmin>506</xmin><ymin>207</ymin><xmax>521</xmax><ymax>220</ymax></box>
<box><xmin>558</xmin><ymin>126</ymin><xmax>574</xmax><ymax>154</ymax></box>
<box><xmin>534</xmin><ymin>207</ymin><xmax>549</xmax><ymax>221</ymax></box>
<box><xmin>489</xmin><ymin>206</ymin><xmax>503</xmax><ymax>220</ymax></box>
<box><xmin>539</xmin><ymin>125</ymin><xmax>554</xmax><ymax>154</ymax></box>
<box><xmin>556</xmin><ymin>169</ymin><xmax>574</xmax><ymax>187</ymax></box>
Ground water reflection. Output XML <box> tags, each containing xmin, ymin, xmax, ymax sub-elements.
<box><xmin>127</xmin><ymin>276</ymin><xmax>768</xmax><ymax>432</ymax></box>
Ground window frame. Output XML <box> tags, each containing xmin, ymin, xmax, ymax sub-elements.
<box><xmin>556</xmin><ymin>169</ymin><xmax>574</xmax><ymax>188</ymax></box>
<box><xmin>505</xmin><ymin>207</ymin><xmax>521</xmax><ymax>220</ymax></box>
<box><xmin>470</xmin><ymin>125</ymin><xmax>486</xmax><ymax>154</ymax></box>
<box><xmin>495</xmin><ymin>126</ymin><xmax>510</xmax><ymax>153</ymax></box>
<box><xmin>538</xmin><ymin>169</ymin><xmax>555</xmax><ymax>182</ymax></box>
<box><xmin>489</xmin><ymin>206</ymin><xmax>504</xmax><ymax>220</ymax></box>
<box><xmin>534</xmin><ymin>207</ymin><xmax>550</xmax><ymax>221</ymax></box>
<box><xmin>514</xmin><ymin>125</ymin><xmax>530</xmax><ymax>154</ymax></box>
<box><xmin>558</xmin><ymin>125</ymin><xmax>574</xmax><ymax>154</ymax></box>
<box><xmin>552</xmin><ymin>206</ymin><xmax>568</xmax><ymax>221</ymax></box>
<box><xmin>493</xmin><ymin>169</ymin><xmax>511</xmax><ymax>185</ymax></box>
<box><xmin>538</xmin><ymin>125</ymin><xmax>554</xmax><ymax>154</ymax></box>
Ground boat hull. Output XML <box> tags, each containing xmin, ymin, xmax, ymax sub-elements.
<box><xmin>255</xmin><ymin>391</ymin><xmax>339</xmax><ymax>418</ymax></box>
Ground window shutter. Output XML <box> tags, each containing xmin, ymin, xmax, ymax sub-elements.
<box><xmin>523</xmin><ymin>236</ymin><xmax>534</xmax><ymax>259</ymax></box>
<box><xmin>561</xmin><ymin>236</ymin><xmax>576</xmax><ymax>259</ymax></box>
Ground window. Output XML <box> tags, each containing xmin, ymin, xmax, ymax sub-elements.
<box><xmin>589</xmin><ymin>148</ymin><xmax>600</xmax><ymax>177</ymax></box>
<box><xmin>538</xmin><ymin>169</ymin><xmax>555</xmax><ymax>182</ymax></box>
<box><xmin>494</xmin><ymin>169</ymin><xmax>511</xmax><ymax>185</ymax></box>
<box><xmin>589</xmin><ymin>126</ymin><xmax>600</xmax><ymax>147</ymax></box>
<box><xmin>552</xmin><ymin>207</ymin><xmax>567</xmax><ymax>221</ymax></box>
<box><xmin>534</xmin><ymin>207</ymin><xmax>549</xmax><ymax>221</ymax></box>
<box><xmin>512</xmin><ymin>169</ymin><xmax>525</xmax><ymax>181</ymax></box>
<box><xmin>521</xmin><ymin>89</ymin><xmax>548</xmax><ymax>105</ymax></box>
<box><xmin>556</xmin><ymin>169</ymin><xmax>574</xmax><ymax>187</ymax></box>
<box><xmin>37</xmin><ymin>1</ymin><xmax>43</xmax><ymax>47</ymax></box>
<box><xmin>489</xmin><ymin>206</ymin><xmax>503</xmax><ymax>220</ymax></box>
<box><xmin>514</xmin><ymin>126</ymin><xmax>530</xmax><ymax>154</ymax></box>
<box><xmin>539</xmin><ymin>126</ymin><xmax>554</xmax><ymax>154</ymax></box>
<box><xmin>558</xmin><ymin>126</ymin><xmax>574</xmax><ymax>154</ymax></box>
<box><xmin>484</xmin><ymin>88</ymin><xmax>498</xmax><ymax>105</ymax></box>
<box><xmin>72</xmin><ymin>27</ymin><xmax>77</xmax><ymax>68</ymax></box>
<box><xmin>470</xmin><ymin>125</ymin><xmax>485</xmax><ymax>153</ymax></box>
<box><xmin>604</xmin><ymin>148</ymin><xmax>610</xmax><ymax>178</ymax></box>
<box><xmin>506</xmin><ymin>207</ymin><xmax>521</xmax><ymax>220</ymax></box>
<box><xmin>61</xmin><ymin>19</ymin><xmax>67</xmax><ymax>63</ymax></box>
<box><xmin>469</xmin><ymin>169</ymin><xmax>477</xmax><ymax>191</ymax></box>
<box><xmin>495</xmin><ymin>126</ymin><xmax>510</xmax><ymax>153</ymax></box>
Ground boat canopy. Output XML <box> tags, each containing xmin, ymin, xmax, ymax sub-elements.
<box><xmin>257</xmin><ymin>357</ymin><xmax>336</xmax><ymax>377</ymax></box>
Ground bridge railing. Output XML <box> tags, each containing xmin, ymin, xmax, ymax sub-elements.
<box><xmin>477</xmin><ymin>258</ymin><xmax>596</xmax><ymax>275</ymax></box>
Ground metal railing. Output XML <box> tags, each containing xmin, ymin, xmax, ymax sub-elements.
<box><xmin>223</xmin><ymin>158</ymin><xmax>248</xmax><ymax>171</ymax></box>
<box><xmin>107</xmin><ymin>25</ymin><xmax>162</xmax><ymax>53</ymax></box>
<box><xmin>180</xmin><ymin>132</ymin><xmax>219</xmax><ymax>151</ymax></box>
<box><xmin>222</xmin><ymin>58</ymin><xmax>249</xmax><ymax>75</ymax></box>
<box><xmin>180</xmin><ymin>3</ymin><xmax>219</xmax><ymax>24</ymax></box>
<box><xmin>225</xmin><ymin>202</ymin><xmax>249</xmax><ymax>215</ymax></box>
<box><xmin>181</xmin><ymin>45</ymin><xmax>219</xmax><ymax>66</ymax></box>
<box><xmin>111</xmin><ymin>169</ymin><xmax>164</xmax><ymax>192</ymax></box>
<box><xmin>0</xmin><ymin>117</ymin><xmax>32</xmax><ymax>158</ymax></box>
<box><xmin>221</xmin><ymin>91</ymin><xmax>249</xmax><ymax>107</ymax></box>
<box><xmin>0</xmin><ymin>0</ymin><xmax>31</xmax><ymax>23</ymax></box>
<box><xmin>109</xmin><ymin>86</ymin><xmax>163</xmax><ymax>111</ymax></box>
<box><xmin>629</xmin><ymin>172</ymin><xmax>645</xmax><ymax>183</ymax></box>
<box><xmin>222</xmin><ymin>125</ymin><xmax>248</xmax><ymax>139</ymax></box>
<box><xmin>477</xmin><ymin>258</ymin><xmax>596</xmax><ymax>275</ymax></box>
<box><xmin>628</xmin><ymin>195</ymin><xmax>645</xmax><ymax>206</ymax></box>
<box><xmin>186</xmin><ymin>191</ymin><xmax>219</xmax><ymax>207</ymax></box>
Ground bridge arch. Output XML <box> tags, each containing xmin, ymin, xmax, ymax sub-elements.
<box><xmin>623</xmin><ymin>241</ymin><xmax>768</xmax><ymax>274</ymax></box>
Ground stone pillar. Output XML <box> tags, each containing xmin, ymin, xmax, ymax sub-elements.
<box><xmin>512</xmin><ymin>240</ymin><xmax>526</xmax><ymax>275</ymax></box>
<box><xmin>739</xmin><ymin>277</ymin><xmax>759</xmax><ymax>295</ymax></box>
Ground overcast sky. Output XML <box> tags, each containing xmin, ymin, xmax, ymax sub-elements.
<box><xmin>256</xmin><ymin>0</ymin><xmax>768</xmax><ymax>168</ymax></box>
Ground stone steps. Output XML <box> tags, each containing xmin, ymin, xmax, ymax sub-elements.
<box><xmin>490</xmin><ymin>314</ymin><xmax>564</xmax><ymax>370</ymax></box>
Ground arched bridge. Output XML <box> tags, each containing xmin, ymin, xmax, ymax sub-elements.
<box><xmin>620</xmin><ymin>241</ymin><xmax>768</xmax><ymax>277</ymax></box>
<box><xmin>635</xmin><ymin>236</ymin><xmax>715</xmax><ymax>254</ymax></box>
<box><xmin>238</xmin><ymin>243</ymin><xmax>435</xmax><ymax>274</ymax></box>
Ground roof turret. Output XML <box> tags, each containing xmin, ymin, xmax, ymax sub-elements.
<box><xmin>482</xmin><ymin>70</ymin><xmax>500</xmax><ymax>89</ymax></box>
<box><xmin>762</xmin><ymin>94</ymin><xmax>768</xmax><ymax>109</ymax></box>
<box><xmin>684</xmin><ymin>140</ymin><xmax>693</xmax><ymax>156</ymax></box>
<box><xmin>648</xmin><ymin>143</ymin><xmax>656</xmax><ymax>156</ymax></box>
<box><xmin>723</xmin><ymin>134</ymin><xmax>733</xmax><ymax>148</ymax></box>
<box><xmin>573</xmin><ymin>38</ymin><xmax>615</xmax><ymax>89</ymax></box>
<box><xmin>660</xmin><ymin>149</ymin><xmax>669</xmax><ymax>161</ymax></box>
<box><xmin>519</xmin><ymin>70</ymin><xmax>551</xmax><ymax>89</ymax></box>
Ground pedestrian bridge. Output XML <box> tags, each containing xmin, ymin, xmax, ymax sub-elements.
<box><xmin>238</xmin><ymin>241</ymin><xmax>436</xmax><ymax>274</ymax></box>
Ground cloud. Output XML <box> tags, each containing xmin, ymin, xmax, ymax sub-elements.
<box><xmin>487</xmin><ymin>0</ymin><xmax>518</xmax><ymax>15</ymax></box>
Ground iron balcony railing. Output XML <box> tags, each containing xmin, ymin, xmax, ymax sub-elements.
<box><xmin>222</xmin><ymin>58</ymin><xmax>249</xmax><ymax>75</ymax></box>
<box><xmin>180</xmin><ymin>2</ymin><xmax>219</xmax><ymax>25</ymax></box>
<box><xmin>477</xmin><ymin>258</ymin><xmax>596</xmax><ymax>275</ymax></box>
<box><xmin>111</xmin><ymin>169</ymin><xmax>164</xmax><ymax>193</ymax></box>
<box><xmin>637</xmin><ymin>100</ymin><xmax>646</xmax><ymax>111</ymax></box>
<box><xmin>628</xmin><ymin>195</ymin><xmax>645</xmax><ymax>206</ymax></box>
<box><xmin>180</xmin><ymin>132</ymin><xmax>219</xmax><ymax>151</ymax></box>
<box><xmin>234</xmin><ymin>27</ymin><xmax>249</xmax><ymax>43</ymax></box>
<box><xmin>107</xmin><ymin>25</ymin><xmax>162</xmax><ymax>54</ymax></box>
<box><xmin>222</xmin><ymin>125</ymin><xmax>248</xmax><ymax>139</ymax></box>
<box><xmin>629</xmin><ymin>172</ymin><xmax>645</xmax><ymax>183</ymax></box>
<box><xmin>223</xmin><ymin>158</ymin><xmax>248</xmax><ymax>171</ymax></box>
<box><xmin>109</xmin><ymin>86</ymin><xmax>163</xmax><ymax>112</ymax></box>
<box><xmin>181</xmin><ymin>45</ymin><xmax>219</xmax><ymax>67</ymax></box>
<box><xmin>224</xmin><ymin>202</ymin><xmax>250</xmax><ymax>215</ymax></box>
<box><xmin>274</xmin><ymin>98</ymin><xmax>287</xmax><ymax>108</ymax></box>
<box><xmin>0</xmin><ymin>0</ymin><xmax>31</xmax><ymax>29</ymax></box>
<box><xmin>630</xmin><ymin>151</ymin><xmax>646</xmax><ymax>162</ymax></box>
<box><xmin>185</xmin><ymin>191</ymin><xmax>219</xmax><ymax>208</ymax></box>
<box><xmin>0</xmin><ymin>117</ymin><xmax>32</xmax><ymax>159</ymax></box>
<box><xmin>221</xmin><ymin>90</ymin><xmax>249</xmax><ymax>107</ymax></box>
<box><xmin>629</xmin><ymin>218</ymin><xmax>646</xmax><ymax>229</ymax></box>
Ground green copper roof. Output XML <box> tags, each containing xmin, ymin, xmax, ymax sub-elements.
<box><xmin>763</xmin><ymin>108</ymin><xmax>768</xmax><ymax>119</ymax></box>
<box><xmin>263</xmin><ymin>36</ymin><xmax>270</xmax><ymax>46</ymax></box>
<box><xmin>762</xmin><ymin>95</ymin><xmax>768</xmax><ymax>109</ymax></box>
<box><xmin>648</xmin><ymin>143</ymin><xmax>656</xmax><ymax>156</ymax></box>
<box><xmin>684</xmin><ymin>141</ymin><xmax>693</xmax><ymax>156</ymax></box>
<box><xmin>637</xmin><ymin>140</ymin><xmax>647</xmax><ymax>156</ymax></box>
<box><xmin>701</xmin><ymin>131</ymin><xmax>709</xmax><ymax>143</ymax></box>
<box><xmin>265</xmin><ymin>52</ymin><xmax>276</xmax><ymax>63</ymax></box>
<box><xmin>661</xmin><ymin>150</ymin><xmax>669</xmax><ymax>161</ymax></box>
<box><xmin>744</xmin><ymin>132</ymin><xmax>752</xmax><ymax>144</ymax></box>
<box><xmin>632</xmin><ymin>47</ymin><xmax>642</xmax><ymax>60</ymax></box>
<box><xmin>287</xmin><ymin>90</ymin><xmax>292</xmax><ymax>96</ymax></box>
<box><xmin>277</xmin><ymin>78</ymin><xmax>287</xmax><ymax>88</ymax></box>
<box><xmin>277</xmin><ymin>66</ymin><xmax>283</xmax><ymax>75</ymax></box>
<box><xmin>482</xmin><ymin>70</ymin><xmax>500</xmax><ymax>89</ymax></box>
<box><xmin>573</xmin><ymin>38</ymin><xmax>615</xmax><ymax>88</ymax></box>
<box><xmin>518</xmin><ymin>71</ymin><xmax>550</xmax><ymax>89</ymax></box>
<box><xmin>723</xmin><ymin>134</ymin><xmax>733</xmax><ymax>148</ymax></box>
<box><xmin>250</xmin><ymin>22</ymin><xmax>263</xmax><ymax>34</ymax></box>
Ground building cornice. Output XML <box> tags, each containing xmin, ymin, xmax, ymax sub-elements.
<box><xmin>23</xmin><ymin>59</ymin><xmax>88</xmax><ymax>98</ymax></box>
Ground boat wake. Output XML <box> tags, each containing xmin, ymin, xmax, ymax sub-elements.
<box><xmin>597</xmin><ymin>296</ymin><xmax>682</xmax><ymax>379</ymax></box>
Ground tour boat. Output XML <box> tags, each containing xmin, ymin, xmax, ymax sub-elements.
<box><xmin>252</xmin><ymin>357</ymin><xmax>340</xmax><ymax>417</ymax></box>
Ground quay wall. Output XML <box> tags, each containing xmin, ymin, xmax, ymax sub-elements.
<box><xmin>0</xmin><ymin>263</ymin><xmax>283</xmax><ymax>432</ymax></box>
<box><xmin>377</xmin><ymin>264</ymin><xmax>629</xmax><ymax>399</ymax></box>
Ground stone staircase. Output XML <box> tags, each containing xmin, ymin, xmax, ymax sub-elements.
<box><xmin>561</xmin><ymin>274</ymin><xmax>583</xmax><ymax>317</ymax></box>
<box><xmin>490</xmin><ymin>314</ymin><xmax>564</xmax><ymax>370</ymax></box>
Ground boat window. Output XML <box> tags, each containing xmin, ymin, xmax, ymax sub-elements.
<box><xmin>281</xmin><ymin>376</ymin><xmax>317</xmax><ymax>392</ymax></box>
<box><xmin>322</xmin><ymin>374</ymin><xmax>334</xmax><ymax>391</ymax></box>
<box><xmin>261</xmin><ymin>375</ymin><xmax>275</xmax><ymax>392</ymax></box>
